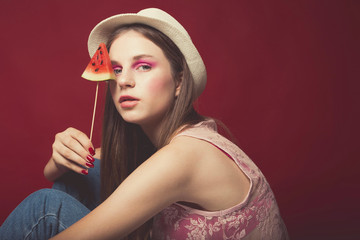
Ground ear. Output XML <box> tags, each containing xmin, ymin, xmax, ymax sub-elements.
<box><xmin>175</xmin><ymin>72</ymin><xmax>183</xmax><ymax>97</ymax></box>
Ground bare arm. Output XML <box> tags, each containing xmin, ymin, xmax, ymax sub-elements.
<box><xmin>44</xmin><ymin>128</ymin><xmax>96</xmax><ymax>182</ymax></box>
<box><xmin>50</xmin><ymin>140</ymin><xmax>194</xmax><ymax>240</ymax></box>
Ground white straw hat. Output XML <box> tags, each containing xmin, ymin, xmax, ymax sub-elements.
<box><xmin>87</xmin><ymin>8</ymin><xmax>207</xmax><ymax>98</ymax></box>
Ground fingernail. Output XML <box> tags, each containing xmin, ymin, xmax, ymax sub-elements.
<box><xmin>89</xmin><ymin>147</ymin><xmax>95</xmax><ymax>156</ymax></box>
<box><xmin>87</xmin><ymin>155</ymin><xmax>95</xmax><ymax>163</ymax></box>
<box><xmin>81</xmin><ymin>169</ymin><xmax>88</xmax><ymax>175</ymax></box>
<box><xmin>86</xmin><ymin>162</ymin><xmax>94</xmax><ymax>168</ymax></box>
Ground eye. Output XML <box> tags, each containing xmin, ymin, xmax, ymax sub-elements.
<box><xmin>136</xmin><ymin>63</ymin><xmax>152</xmax><ymax>71</ymax></box>
<box><xmin>113</xmin><ymin>66</ymin><xmax>122</xmax><ymax>75</ymax></box>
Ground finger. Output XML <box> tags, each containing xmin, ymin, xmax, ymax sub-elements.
<box><xmin>52</xmin><ymin>151</ymin><xmax>91</xmax><ymax>175</ymax></box>
<box><xmin>58</xmin><ymin>130</ymin><xmax>95</xmax><ymax>162</ymax></box>
<box><xmin>54</xmin><ymin>142</ymin><xmax>94</xmax><ymax>169</ymax></box>
<box><xmin>66</xmin><ymin>128</ymin><xmax>96</xmax><ymax>156</ymax></box>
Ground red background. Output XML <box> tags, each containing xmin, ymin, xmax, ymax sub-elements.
<box><xmin>0</xmin><ymin>0</ymin><xmax>359</xmax><ymax>239</ymax></box>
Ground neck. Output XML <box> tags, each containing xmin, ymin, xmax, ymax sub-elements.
<box><xmin>141</xmin><ymin>121</ymin><xmax>163</xmax><ymax>149</ymax></box>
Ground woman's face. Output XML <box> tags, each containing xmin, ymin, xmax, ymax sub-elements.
<box><xmin>108</xmin><ymin>30</ymin><xmax>179</xmax><ymax>129</ymax></box>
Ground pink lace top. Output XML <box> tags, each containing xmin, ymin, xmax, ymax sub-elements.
<box><xmin>152</xmin><ymin>119</ymin><xmax>288</xmax><ymax>239</ymax></box>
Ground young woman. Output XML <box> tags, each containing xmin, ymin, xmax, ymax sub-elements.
<box><xmin>0</xmin><ymin>8</ymin><xmax>288</xmax><ymax>239</ymax></box>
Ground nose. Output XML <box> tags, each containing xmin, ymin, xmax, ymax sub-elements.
<box><xmin>117</xmin><ymin>70</ymin><xmax>135</xmax><ymax>89</ymax></box>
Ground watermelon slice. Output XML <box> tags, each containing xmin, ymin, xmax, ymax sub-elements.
<box><xmin>81</xmin><ymin>43</ymin><xmax>115</xmax><ymax>81</ymax></box>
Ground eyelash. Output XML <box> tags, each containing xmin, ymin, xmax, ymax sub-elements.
<box><xmin>113</xmin><ymin>67</ymin><xmax>122</xmax><ymax>75</ymax></box>
<box><xmin>113</xmin><ymin>63</ymin><xmax>152</xmax><ymax>75</ymax></box>
<box><xmin>136</xmin><ymin>63</ymin><xmax>152</xmax><ymax>71</ymax></box>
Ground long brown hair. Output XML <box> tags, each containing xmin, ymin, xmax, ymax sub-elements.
<box><xmin>100</xmin><ymin>24</ymin><xmax>204</xmax><ymax>239</ymax></box>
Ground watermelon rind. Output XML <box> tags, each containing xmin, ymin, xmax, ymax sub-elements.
<box><xmin>81</xmin><ymin>71</ymin><xmax>116</xmax><ymax>81</ymax></box>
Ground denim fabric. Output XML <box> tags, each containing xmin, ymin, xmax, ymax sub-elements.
<box><xmin>0</xmin><ymin>159</ymin><xmax>101</xmax><ymax>240</ymax></box>
<box><xmin>52</xmin><ymin>158</ymin><xmax>101</xmax><ymax>210</ymax></box>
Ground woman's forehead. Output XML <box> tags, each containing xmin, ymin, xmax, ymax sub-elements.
<box><xmin>109</xmin><ymin>31</ymin><xmax>165</xmax><ymax>61</ymax></box>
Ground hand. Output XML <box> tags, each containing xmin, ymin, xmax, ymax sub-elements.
<box><xmin>50</xmin><ymin>127</ymin><xmax>96</xmax><ymax>176</ymax></box>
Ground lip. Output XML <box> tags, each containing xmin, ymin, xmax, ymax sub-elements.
<box><xmin>119</xmin><ymin>95</ymin><xmax>139</xmax><ymax>108</ymax></box>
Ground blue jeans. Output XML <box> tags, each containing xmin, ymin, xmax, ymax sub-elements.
<box><xmin>0</xmin><ymin>159</ymin><xmax>101</xmax><ymax>240</ymax></box>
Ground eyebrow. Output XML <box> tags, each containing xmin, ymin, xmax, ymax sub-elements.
<box><xmin>133</xmin><ymin>54</ymin><xmax>154</xmax><ymax>61</ymax></box>
<box><xmin>111</xmin><ymin>54</ymin><xmax>155</xmax><ymax>65</ymax></box>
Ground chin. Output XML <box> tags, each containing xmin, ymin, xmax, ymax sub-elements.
<box><xmin>121</xmin><ymin>113</ymin><xmax>164</xmax><ymax>129</ymax></box>
<box><xmin>121</xmin><ymin>116</ymin><xmax>142</xmax><ymax>125</ymax></box>
<box><xmin>120</xmin><ymin>112</ymin><xmax>146</xmax><ymax>125</ymax></box>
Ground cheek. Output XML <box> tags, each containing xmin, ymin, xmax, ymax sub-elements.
<box><xmin>148</xmin><ymin>77</ymin><xmax>174</xmax><ymax>96</ymax></box>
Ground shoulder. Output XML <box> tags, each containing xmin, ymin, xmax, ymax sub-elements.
<box><xmin>153</xmin><ymin>135</ymin><xmax>217</xmax><ymax>178</ymax></box>
<box><xmin>146</xmin><ymin>137</ymin><xmax>201</xmax><ymax>176</ymax></box>
<box><xmin>160</xmin><ymin>135</ymin><xmax>211</xmax><ymax>164</ymax></box>
<box><xmin>138</xmin><ymin>136</ymin><xmax>209</xmax><ymax>186</ymax></box>
<box><xmin>114</xmin><ymin>137</ymin><xmax>203</xmax><ymax>204</ymax></box>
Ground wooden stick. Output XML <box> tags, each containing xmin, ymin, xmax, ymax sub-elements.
<box><xmin>89</xmin><ymin>82</ymin><xmax>99</xmax><ymax>141</ymax></box>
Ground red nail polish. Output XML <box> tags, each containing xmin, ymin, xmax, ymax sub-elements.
<box><xmin>87</xmin><ymin>155</ymin><xmax>95</xmax><ymax>163</ymax></box>
<box><xmin>89</xmin><ymin>147</ymin><xmax>95</xmax><ymax>156</ymax></box>
<box><xmin>81</xmin><ymin>169</ymin><xmax>88</xmax><ymax>175</ymax></box>
<box><xmin>86</xmin><ymin>162</ymin><xmax>94</xmax><ymax>168</ymax></box>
